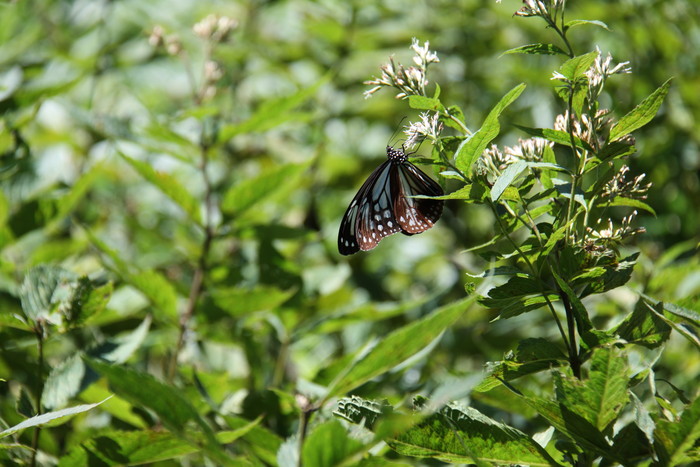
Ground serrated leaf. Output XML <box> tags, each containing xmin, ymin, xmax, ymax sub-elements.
<box><xmin>502</xmin><ymin>43</ymin><xmax>568</xmax><ymax>56</ymax></box>
<box><xmin>302</xmin><ymin>420</ymin><xmax>365</xmax><ymax>467</ymax></box>
<box><xmin>576</xmin><ymin>253</ymin><xmax>640</xmax><ymax>298</ymax></box>
<box><xmin>408</xmin><ymin>95</ymin><xmax>444</xmax><ymax>111</ymax></box>
<box><xmin>455</xmin><ymin>84</ymin><xmax>526</xmax><ymax>175</ymax></box>
<box><xmin>119</xmin><ymin>152</ymin><xmax>202</xmax><ymax>225</ymax></box>
<box><xmin>0</xmin><ymin>399</ymin><xmax>108</xmax><ymax>439</ymax></box>
<box><xmin>565</xmin><ymin>19</ymin><xmax>609</xmax><ymax>30</ymax></box>
<box><xmin>609</xmin><ymin>78</ymin><xmax>672</xmax><ymax>142</ymax></box>
<box><xmin>655</xmin><ymin>395</ymin><xmax>700</xmax><ymax>466</ymax></box>
<box><xmin>211</xmin><ymin>286</ymin><xmax>295</xmax><ymax>316</ymax></box>
<box><xmin>389</xmin><ymin>404</ymin><xmax>558</xmax><ymax>466</ymax></box>
<box><xmin>614</xmin><ymin>300</ymin><xmax>671</xmax><ymax>348</ymax></box>
<box><xmin>557</xmin><ymin>347</ymin><xmax>629</xmax><ymax>432</ymax></box>
<box><xmin>325</xmin><ymin>296</ymin><xmax>474</xmax><ymax>399</ymax></box>
<box><xmin>492</xmin><ymin>160</ymin><xmax>527</xmax><ymax>201</ymax></box>
<box><xmin>523</xmin><ymin>392</ymin><xmax>613</xmax><ymax>457</ymax></box>
<box><xmin>221</xmin><ymin>162</ymin><xmax>309</xmax><ymax>216</ymax></box>
<box><xmin>559</xmin><ymin>51</ymin><xmax>598</xmax><ymax>81</ymax></box>
<box><xmin>19</xmin><ymin>265</ymin><xmax>77</xmax><ymax>323</ymax></box>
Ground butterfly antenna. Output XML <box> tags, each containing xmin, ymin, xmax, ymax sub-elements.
<box><xmin>388</xmin><ymin>117</ymin><xmax>408</xmax><ymax>147</ymax></box>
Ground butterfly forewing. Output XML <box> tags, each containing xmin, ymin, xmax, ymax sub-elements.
<box><xmin>338</xmin><ymin>146</ymin><xmax>444</xmax><ymax>255</ymax></box>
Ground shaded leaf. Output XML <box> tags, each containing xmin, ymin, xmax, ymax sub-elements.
<box><xmin>0</xmin><ymin>399</ymin><xmax>108</xmax><ymax>439</ymax></box>
<box><xmin>211</xmin><ymin>286</ymin><xmax>296</xmax><ymax>316</ymax></box>
<box><xmin>455</xmin><ymin>84</ymin><xmax>526</xmax><ymax>175</ymax></box>
<box><xmin>655</xmin><ymin>395</ymin><xmax>700</xmax><ymax>466</ymax></box>
<box><xmin>325</xmin><ymin>296</ymin><xmax>474</xmax><ymax>399</ymax></box>
<box><xmin>302</xmin><ymin>420</ymin><xmax>365</xmax><ymax>467</ymax></box>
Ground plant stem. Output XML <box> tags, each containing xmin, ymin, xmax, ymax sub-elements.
<box><xmin>30</xmin><ymin>324</ymin><xmax>45</xmax><ymax>467</ymax></box>
<box><xmin>559</xmin><ymin>289</ymin><xmax>581</xmax><ymax>378</ymax></box>
<box><xmin>168</xmin><ymin>131</ymin><xmax>215</xmax><ymax>382</ymax></box>
<box><xmin>489</xmin><ymin>202</ymin><xmax>570</xmax><ymax>352</ymax></box>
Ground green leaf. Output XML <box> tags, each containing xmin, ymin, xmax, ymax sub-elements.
<box><xmin>576</xmin><ymin>253</ymin><xmax>640</xmax><ymax>298</ymax></box>
<box><xmin>558</xmin><ymin>51</ymin><xmax>598</xmax><ymax>81</ymax></box>
<box><xmin>119</xmin><ymin>152</ymin><xmax>202</xmax><ymax>225</ymax></box>
<box><xmin>130</xmin><ymin>269</ymin><xmax>179</xmax><ymax>320</ymax></box>
<box><xmin>442</xmin><ymin>105</ymin><xmax>465</xmax><ymax>132</ymax></box>
<box><xmin>565</xmin><ymin>19</ymin><xmax>609</xmax><ymax>31</ymax></box>
<box><xmin>0</xmin><ymin>399</ymin><xmax>108</xmax><ymax>439</ymax></box>
<box><xmin>408</xmin><ymin>95</ymin><xmax>444</xmax><ymax>111</ymax></box>
<box><xmin>479</xmin><ymin>275</ymin><xmax>557</xmax><ymax>320</ymax></box>
<box><xmin>211</xmin><ymin>286</ymin><xmax>296</xmax><ymax>316</ymax></box>
<box><xmin>608</xmin><ymin>78</ymin><xmax>672</xmax><ymax>142</ymax></box>
<box><xmin>325</xmin><ymin>296</ymin><xmax>474</xmax><ymax>399</ymax></box>
<box><xmin>492</xmin><ymin>160</ymin><xmax>527</xmax><ymax>201</ymax></box>
<box><xmin>502</xmin><ymin>43</ymin><xmax>568</xmax><ymax>56</ymax></box>
<box><xmin>86</xmin><ymin>359</ymin><xmax>229</xmax><ymax>464</ymax></box>
<box><xmin>557</xmin><ymin>347</ymin><xmax>629</xmax><ymax>432</ymax></box>
<box><xmin>523</xmin><ymin>391</ymin><xmax>613</xmax><ymax>457</ymax></box>
<box><xmin>333</xmin><ymin>396</ymin><xmax>393</xmax><ymax>429</ymax></box>
<box><xmin>655</xmin><ymin>395</ymin><xmax>700</xmax><ymax>466</ymax></box>
<box><xmin>388</xmin><ymin>403</ymin><xmax>559</xmax><ymax>466</ymax></box>
<box><xmin>221</xmin><ymin>161</ymin><xmax>309</xmax><ymax>216</ymax></box>
<box><xmin>414</xmin><ymin>183</ymin><xmax>486</xmax><ymax>202</ymax></box>
<box><xmin>613</xmin><ymin>300</ymin><xmax>671</xmax><ymax>348</ymax></box>
<box><xmin>58</xmin><ymin>430</ymin><xmax>198</xmax><ymax>466</ymax></box>
<box><xmin>455</xmin><ymin>83</ymin><xmax>526</xmax><ymax>175</ymax></box>
<box><xmin>302</xmin><ymin>420</ymin><xmax>365</xmax><ymax>467</ymax></box>
<box><xmin>19</xmin><ymin>265</ymin><xmax>77</xmax><ymax>323</ymax></box>
<box><xmin>218</xmin><ymin>77</ymin><xmax>327</xmax><ymax>141</ymax></box>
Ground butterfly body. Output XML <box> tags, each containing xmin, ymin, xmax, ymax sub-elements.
<box><xmin>338</xmin><ymin>146</ymin><xmax>443</xmax><ymax>255</ymax></box>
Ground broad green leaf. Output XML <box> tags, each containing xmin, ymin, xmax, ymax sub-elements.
<box><xmin>58</xmin><ymin>430</ymin><xmax>198</xmax><ymax>467</ymax></box>
<box><xmin>603</xmin><ymin>197</ymin><xmax>656</xmax><ymax>215</ymax></box>
<box><xmin>408</xmin><ymin>95</ymin><xmax>444</xmax><ymax>111</ymax></box>
<box><xmin>224</xmin><ymin>415</ymin><xmax>282</xmax><ymax>465</ymax></box>
<box><xmin>559</xmin><ymin>51</ymin><xmax>598</xmax><ymax>81</ymax></box>
<box><xmin>221</xmin><ymin>161</ymin><xmax>309</xmax><ymax>216</ymax></box>
<box><xmin>492</xmin><ymin>160</ymin><xmax>527</xmax><ymax>201</ymax></box>
<box><xmin>455</xmin><ymin>84</ymin><xmax>526</xmax><ymax>175</ymax></box>
<box><xmin>443</xmin><ymin>105</ymin><xmax>466</xmax><ymax>132</ymax></box>
<box><xmin>0</xmin><ymin>399</ymin><xmax>108</xmax><ymax>439</ymax></box>
<box><xmin>218</xmin><ymin>77</ymin><xmax>326</xmax><ymax>141</ymax></box>
<box><xmin>86</xmin><ymin>359</ymin><xmax>229</xmax><ymax>464</ymax></box>
<box><xmin>119</xmin><ymin>152</ymin><xmax>202</xmax><ymax>225</ymax></box>
<box><xmin>646</xmin><ymin>301</ymin><xmax>700</xmax><ymax>350</ymax></box>
<box><xmin>522</xmin><ymin>394</ymin><xmax>613</xmax><ymax>457</ymax></box>
<box><xmin>613</xmin><ymin>300</ymin><xmax>671</xmax><ymax>348</ymax></box>
<box><xmin>556</xmin><ymin>347</ymin><xmax>629</xmax><ymax>432</ymax></box>
<box><xmin>502</xmin><ymin>43</ymin><xmax>568</xmax><ymax>56</ymax></box>
<box><xmin>334</xmin><ymin>396</ymin><xmax>393</xmax><ymax>429</ymax></box>
<box><xmin>302</xmin><ymin>420</ymin><xmax>366</xmax><ymax>467</ymax></box>
<box><xmin>565</xmin><ymin>19</ymin><xmax>609</xmax><ymax>31</ymax></box>
<box><xmin>211</xmin><ymin>286</ymin><xmax>295</xmax><ymax>316</ymax></box>
<box><xmin>655</xmin><ymin>395</ymin><xmax>700</xmax><ymax>466</ymax></box>
<box><xmin>389</xmin><ymin>404</ymin><xmax>558</xmax><ymax>466</ymax></box>
<box><xmin>576</xmin><ymin>253</ymin><xmax>640</xmax><ymax>298</ymax></box>
<box><xmin>608</xmin><ymin>78</ymin><xmax>672</xmax><ymax>142</ymax></box>
<box><xmin>479</xmin><ymin>275</ymin><xmax>557</xmax><ymax>320</ymax></box>
<box><xmin>325</xmin><ymin>296</ymin><xmax>474</xmax><ymax>399</ymax></box>
<box><xmin>413</xmin><ymin>183</ymin><xmax>486</xmax><ymax>202</ymax></box>
<box><xmin>46</xmin><ymin>165</ymin><xmax>103</xmax><ymax>233</ymax></box>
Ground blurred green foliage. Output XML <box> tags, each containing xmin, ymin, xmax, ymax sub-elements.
<box><xmin>0</xmin><ymin>0</ymin><xmax>698</xmax><ymax>465</ymax></box>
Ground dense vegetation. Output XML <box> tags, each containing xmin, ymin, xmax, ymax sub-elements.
<box><xmin>1</xmin><ymin>0</ymin><xmax>698</xmax><ymax>465</ymax></box>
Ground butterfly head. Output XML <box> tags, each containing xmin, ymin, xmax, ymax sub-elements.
<box><xmin>386</xmin><ymin>146</ymin><xmax>407</xmax><ymax>162</ymax></box>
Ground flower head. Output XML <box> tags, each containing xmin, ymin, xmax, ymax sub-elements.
<box><xmin>404</xmin><ymin>112</ymin><xmax>443</xmax><ymax>149</ymax></box>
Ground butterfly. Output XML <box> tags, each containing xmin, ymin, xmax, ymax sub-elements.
<box><xmin>338</xmin><ymin>145</ymin><xmax>444</xmax><ymax>255</ymax></box>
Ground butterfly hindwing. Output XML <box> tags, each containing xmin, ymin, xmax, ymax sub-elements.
<box><xmin>393</xmin><ymin>161</ymin><xmax>443</xmax><ymax>234</ymax></box>
<box><xmin>338</xmin><ymin>146</ymin><xmax>443</xmax><ymax>255</ymax></box>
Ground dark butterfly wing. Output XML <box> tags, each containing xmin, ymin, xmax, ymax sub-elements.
<box><xmin>338</xmin><ymin>161</ymin><xmax>401</xmax><ymax>255</ymax></box>
<box><xmin>392</xmin><ymin>161</ymin><xmax>444</xmax><ymax>234</ymax></box>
